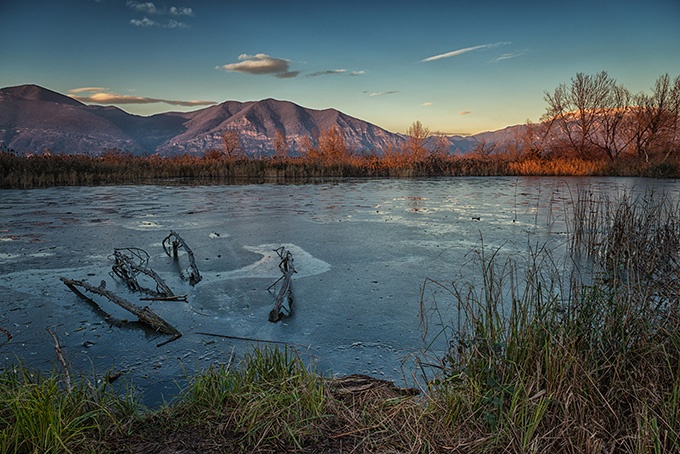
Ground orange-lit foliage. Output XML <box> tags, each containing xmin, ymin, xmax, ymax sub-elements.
<box><xmin>2</xmin><ymin>134</ymin><xmax>679</xmax><ymax>189</ymax></box>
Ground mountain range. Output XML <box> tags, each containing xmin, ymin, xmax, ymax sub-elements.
<box><xmin>0</xmin><ymin>84</ymin><xmax>517</xmax><ymax>157</ymax></box>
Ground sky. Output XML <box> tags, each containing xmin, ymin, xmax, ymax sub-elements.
<box><xmin>1</xmin><ymin>0</ymin><xmax>679</xmax><ymax>136</ymax></box>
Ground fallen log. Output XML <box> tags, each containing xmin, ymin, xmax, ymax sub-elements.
<box><xmin>60</xmin><ymin>277</ymin><xmax>181</xmax><ymax>347</ymax></box>
<box><xmin>111</xmin><ymin>248</ymin><xmax>175</xmax><ymax>297</ymax></box>
<box><xmin>162</xmin><ymin>231</ymin><xmax>202</xmax><ymax>285</ymax></box>
<box><xmin>268</xmin><ymin>246</ymin><xmax>296</xmax><ymax>323</ymax></box>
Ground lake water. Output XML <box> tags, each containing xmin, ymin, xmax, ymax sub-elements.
<box><xmin>1</xmin><ymin>176</ymin><xmax>678</xmax><ymax>406</ymax></box>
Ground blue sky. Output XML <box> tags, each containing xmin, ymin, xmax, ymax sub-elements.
<box><xmin>1</xmin><ymin>0</ymin><xmax>679</xmax><ymax>135</ymax></box>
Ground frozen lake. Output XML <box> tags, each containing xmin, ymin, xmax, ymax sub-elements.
<box><xmin>1</xmin><ymin>176</ymin><xmax>677</xmax><ymax>406</ymax></box>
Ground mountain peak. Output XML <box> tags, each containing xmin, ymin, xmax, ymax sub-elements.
<box><xmin>0</xmin><ymin>84</ymin><xmax>83</xmax><ymax>107</ymax></box>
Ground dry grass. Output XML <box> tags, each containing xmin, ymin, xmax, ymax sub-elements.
<box><xmin>3</xmin><ymin>148</ymin><xmax>680</xmax><ymax>189</ymax></box>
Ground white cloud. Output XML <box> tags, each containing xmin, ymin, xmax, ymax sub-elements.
<box><xmin>126</xmin><ymin>1</ymin><xmax>193</xmax><ymax>29</ymax></box>
<box><xmin>493</xmin><ymin>50</ymin><xmax>527</xmax><ymax>62</ymax></box>
<box><xmin>165</xmin><ymin>19</ymin><xmax>189</xmax><ymax>29</ymax></box>
<box><xmin>69</xmin><ymin>86</ymin><xmax>107</xmax><ymax>94</ymax></box>
<box><xmin>219</xmin><ymin>53</ymin><xmax>298</xmax><ymax>78</ymax></box>
<box><xmin>69</xmin><ymin>88</ymin><xmax>215</xmax><ymax>106</ymax></box>
<box><xmin>422</xmin><ymin>102</ymin><xmax>433</xmax><ymax>107</ymax></box>
<box><xmin>169</xmin><ymin>6</ymin><xmax>193</xmax><ymax>16</ymax></box>
<box><xmin>127</xmin><ymin>1</ymin><xmax>192</xmax><ymax>16</ymax></box>
<box><xmin>421</xmin><ymin>42</ymin><xmax>511</xmax><ymax>62</ymax></box>
<box><xmin>350</xmin><ymin>71</ymin><xmax>365</xmax><ymax>76</ymax></box>
<box><xmin>368</xmin><ymin>91</ymin><xmax>399</xmax><ymax>97</ymax></box>
<box><xmin>127</xmin><ymin>1</ymin><xmax>158</xmax><ymax>14</ymax></box>
<box><xmin>130</xmin><ymin>17</ymin><xmax>158</xmax><ymax>27</ymax></box>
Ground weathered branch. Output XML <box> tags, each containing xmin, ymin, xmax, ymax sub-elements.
<box><xmin>111</xmin><ymin>248</ymin><xmax>175</xmax><ymax>297</ymax></box>
<box><xmin>268</xmin><ymin>247</ymin><xmax>296</xmax><ymax>322</ymax></box>
<box><xmin>139</xmin><ymin>294</ymin><xmax>188</xmax><ymax>302</ymax></box>
<box><xmin>162</xmin><ymin>231</ymin><xmax>202</xmax><ymax>285</ymax></box>
<box><xmin>0</xmin><ymin>326</ymin><xmax>11</xmax><ymax>341</ymax></box>
<box><xmin>60</xmin><ymin>277</ymin><xmax>181</xmax><ymax>347</ymax></box>
<box><xmin>196</xmin><ymin>331</ymin><xmax>291</xmax><ymax>345</ymax></box>
<box><xmin>46</xmin><ymin>327</ymin><xmax>72</xmax><ymax>392</ymax></box>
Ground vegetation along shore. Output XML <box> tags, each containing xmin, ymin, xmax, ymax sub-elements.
<box><xmin>1</xmin><ymin>188</ymin><xmax>679</xmax><ymax>452</ymax></box>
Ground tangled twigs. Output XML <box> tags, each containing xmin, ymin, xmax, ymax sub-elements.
<box><xmin>268</xmin><ymin>246</ymin><xmax>296</xmax><ymax>322</ymax></box>
<box><xmin>162</xmin><ymin>231</ymin><xmax>202</xmax><ymax>286</ymax></box>
<box><xmin>111</xmin><ymin>248</ymin><xmax>175</xmax><ymax>297</ymax></box>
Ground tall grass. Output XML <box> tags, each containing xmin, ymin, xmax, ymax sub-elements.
<box><xmin>419</xmin><ymin>189</ymin><xmax>680</xmax><ymax>452</ymax></box>
<box><xmin>0</xmin><ymin>364</ymin><xmax>138</xmax><ymax>453</ymax></box>
<box><xmin>170</xmin><ymin>345</ymin><xmax>326</xmax><ymax>451</ymax></box>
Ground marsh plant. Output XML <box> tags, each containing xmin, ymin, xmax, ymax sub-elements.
<box><xmin>0</xmin><ymin>364</ymin><xmax>138</xmax><ymax>453</ymax></box>
<box><xmin>418</xmin><ymin>189</ymin><xmax>680</xmax><ymax>452</ymax></box>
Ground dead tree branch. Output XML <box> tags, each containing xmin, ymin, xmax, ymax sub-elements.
<box><xmin>162</xmin><ymin>231</ymin><xmax>202</xmax><ymax>285</ymax></box>
<box><xmin>46</xmin><ymin>327</ymin><xmax>72</xmax><ymax>392</ymax></box>
<box><xmin>111</xmin><ymin>248</ymin><xmax>175</xmax><ymax>297</ymax></box>
<box><xmin>268</xmin><ymin>246</ymin><xmax>296</xmax><ymax>322</ymax></box>
<box><xmin>0</xmin><ymin>326</ymin><xmax>12</xmax><ymax>347</ymax></box>
<box><xmin>60</xmin><ymin>277</ymin><xmax>181</xmax><ymax>347</ymax></box>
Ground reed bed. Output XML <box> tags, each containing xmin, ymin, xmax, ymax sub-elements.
<box><xmin>419</xmin><ymin>188</ymin><xmax>680</xmax><ymax>452</ymax></box>
<box><xmin>1</xmin><ymin>190</ymin><xmax>678</xmax><ymax>452</ymax></box>
<box><xmin>2</xmin><ymin>149</ymin><xmax>679</xmax><ymax>189</ymax></box>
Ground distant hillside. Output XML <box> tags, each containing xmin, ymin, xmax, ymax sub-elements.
<box><xmin>0</xmin><ymin>84</ymin><xmax>520</xmax><ymax>157</ymax></box>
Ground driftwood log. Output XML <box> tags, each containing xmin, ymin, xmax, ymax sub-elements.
<box><xmin>162</xmin><ymin>231</ymin><xmax>202</xmax><ymax>286</ymax></box>
<box><xmin>111</xmin><ymin>248</ymin><xmax>175</xmax><ymax>297</ymax></box>
<box><xmin>268</xmin><ymin>247</ymin><xmax>296</xmax><ymax>322</ymax></box>
<box><xmin>60</xmin><ymin>277</ymin><xmax>181</xmax><ymax>347</ymax></box>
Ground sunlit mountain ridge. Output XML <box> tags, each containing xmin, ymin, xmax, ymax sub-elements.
<box><xmin>0</xmin><ymin>84</ymin><xmax>512</xmax><ymax>156</ymax></box>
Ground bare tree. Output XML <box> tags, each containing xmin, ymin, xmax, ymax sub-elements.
<box><xmin>317</xmin><ymin>126</ymin><xmax>349</xmax><ymax>163</ymax></box>
<box><xmin>544</xmin><ymin>71</ymin><xmax>616</xmax><ymax>157</ymax></box>
<box><xmin>625</xmin><ymin>74</ymin><xmax>680</xmax><ymax>161</ymax></box>
<box><xmin>520</xmin><ymin>119</ymin><xmax>555</xmax><ymax>158</ymax></box>
<box><xmin>429</xmin><ymin>132</ymin><xmax>451</xmax><ymax>158</ymax></box>
<box><xmin>273</xmin><ymin>130</ymin><xmax>289</xmax><ymax>159</ymax></box>
<box><xmin>405</xmin><ymin>121</ymin><xmax>431</xmax><ymax>161</ymax></box>
<box><xmin>222</xmin><ymin>130</ymin><xmax>242</xmax><ymax>157</ymax></box>
<box><xmin>597</xmin><ymin>83</ymin><xmax>632</xmax><ymax>160</ymax></box>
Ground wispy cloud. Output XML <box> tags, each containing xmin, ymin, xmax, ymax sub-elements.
<box><xmin>458</xmin><ymin>111</ymin><xmax>472</xmax><ymax>116</ymax></box>
<box><xmin>367</xmin><ymin>91</ymin><xmax>399</xmax><ymax>97</ymax></box>
<box><xmin>126</xmin><ymin>1</ymin><xmax>193</xmax><ymax>16</ymax></box>
<box><xmin>126</xmin><ymin>1</ymin><xmax>193</xmax><ymax>29</ymax></box>
<box><xmin>422</xmin><ymin>102</ymin><xmax>433</xmax><ymax>107</ymax></box>
<box><xmin>69</xmin><ymin>86</ymin><xmax>107</xmax><ymax>94</ymax></box>
<box><xmin>421</xmin><ymin>42</ymin><xmax>511</xmax><ymax>62</ymax></box>
<box><xmin>492</xmin><ymin>50</ymin><xmax>528</xmax><ymax>62</ymax></box>
<box><xmin>168</xmin><ymin>6</ymin><xmax>193</xmax><ymax>16</ymax></box>
<box><xmin>130</xmin><ymin>17</ymin><xmax>158</xmax><ymax>27</ymax></box>
<box><xmin>129</xmin><ymin>16</ymin><xmax>190</xmax><ymax>28</ymax></box>
<box><xmin>307</xmin><ymin>69</ymin><xmax>346</xmax><ymax>77</ymax></box>
<box><xmin>68</xmin><ymin>88</ymin><xmax>215</xmax><ymax>106</ymax></box>
<box><xmin>350</xmin><ymin>71</ymin><xmax>365</xmax><ymax>76</ymax></box>
<box><xmin>218</xmin><ymin>53</ymin><xmax>299</xmax><ymax>78</ymax></box>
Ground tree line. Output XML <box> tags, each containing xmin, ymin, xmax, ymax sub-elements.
<box><xmin>1</xmin><ymin>71</ymin><xmax>679</xmax><ymax>188</ymax></box>
<box><xmin>539</xmin><ymin>72</ymin><xmax>680</xmax><ymax>161</ymax></box>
